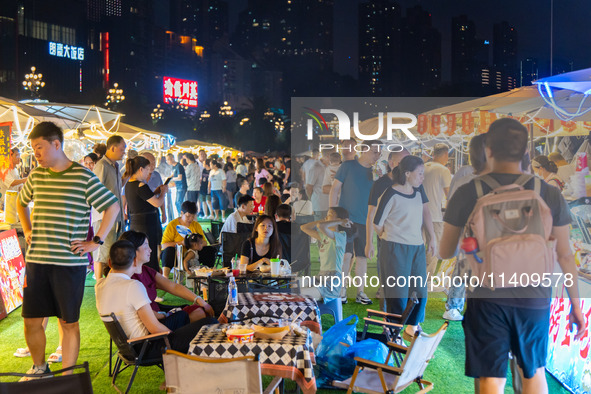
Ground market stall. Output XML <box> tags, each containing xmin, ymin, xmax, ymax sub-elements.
<box><xmin>174</xmin><ymin>138</ymin><xmax>241</xmax><ymax>158</ymax></box>
<box><xmin>417</xmin><ymin>73</ymin><xmax>591</xmax><ymax>392</ymax></box>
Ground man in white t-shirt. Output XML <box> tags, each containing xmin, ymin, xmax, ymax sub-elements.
<box><xmin>220</xmin><ymin>195</ymin><xmax>254</xmax><ymax>234</ymax></box>
<box><xmin>1</xmin><ymin>148</ymin><xmax>27</xmax><ymax>208</ymax></box>
<box><xmin>96</xmin><ymin>240</ymin><xmax>216</xmax><ymax>359</ymax></box>
<box><xmin>422</xmin><ymin>143</ymin><xmax>452</xmax><ymax>276</ymax></box>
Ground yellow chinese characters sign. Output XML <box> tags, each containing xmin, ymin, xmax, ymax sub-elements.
<box><xmin>0</xmin><ymin>123</ymin><xmax>10</xmax><ymax>177</ymax></box>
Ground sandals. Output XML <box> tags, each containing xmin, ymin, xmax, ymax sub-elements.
<box><xmin>48</xmin><ymin>346</ymin><xmax>62</xmax><ymax>363</ymax></box>
<box><xmin>14</xmin><ymin>348</ymin><xmax>30</xmax><ymax>358</ymax></box>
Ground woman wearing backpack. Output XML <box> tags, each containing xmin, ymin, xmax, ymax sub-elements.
<box><xmin>532</xmin><ymin>155</ymin><xmax>565</xmax><ymax>191</ymax></box>
<box><xmin>373</xmin><ymin>155</ymin><xmax>436</xmax><ymax>340</ymax></box>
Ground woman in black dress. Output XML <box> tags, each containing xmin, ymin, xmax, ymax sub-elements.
<box><xmin>124</xmin><ymin>156</ymin><xmax>168</xmax><ymax>272</ymax></box>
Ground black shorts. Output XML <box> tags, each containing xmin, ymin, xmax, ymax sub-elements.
<box><xmin>463</xmin><ymin>298</ymin><xmax>550</xmax><ymax>379</ymax></box>
<box><xmin>353</xmin><ymin>223</ymin><xmax>367</xmax><ymax>257</ymax></box>
<box><xmin>22</xmin><ymin>263</ymin><xmax>87</xmax><ymax>323</ymax></box>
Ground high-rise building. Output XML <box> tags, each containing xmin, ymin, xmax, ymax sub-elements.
<box><xmin>400</xmin><ymin>5</ymin><xmax>441</xmax><ymax>96</ymax></box>
<box><xmin>493</xmin><ymin>21</ymin><xmax>518</xmax><ymax>82</ymax></box>
<box><xmin>0</xmin><ymin>0</ymin><xmax>103</xmax><ymax>101</ymax></box>
<box><xmin>358</xmin><ymin>0</ymin><xmax>402</xmax><ymax>95</ymax></box>
<box><xmin>232</xmin><ymin>0</ymin><xmax>333</xmax><ymax>103</ymax></box>
<box><xmin>520</xmin><ymin>57</ymin><xmax>538</xmax><ymax>86</ymax></box>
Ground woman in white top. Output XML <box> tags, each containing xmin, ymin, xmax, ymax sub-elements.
<box><xmin>208</xmin><ymin>160</ymin><xmax>227</xmax><ymax>220</ymax></box>
<box><xmin>373</xmin><ymin>155</ymin><xmax>435</xmax><ymax>340</ymax></box>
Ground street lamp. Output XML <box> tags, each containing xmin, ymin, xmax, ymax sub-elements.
<box><xmin>22</xmin><ymin>66</ymin><xmax>45</xmax><ymax>98</ymax></box>
<box><xmin>151</xmin><ymin>104</ymin><xmax>164</xmax><ymax>123</ymax></box>
<box><xmin>105</xmin><ymin>82</ymin><xmax>125</xmax><ymax>109</ymax></box>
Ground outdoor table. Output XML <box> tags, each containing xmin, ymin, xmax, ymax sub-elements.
<box><xmin>218</xmin><ymin>292</ymin><xmax>322</xmax><ymax>334</ymax></box>
<box><xmin>188</xmin><ymin>323</ymin><xmax>317</xmax><ymax>394</ymax></box>
<box><xmin>186</xmin><ymin>271</ymin><xmax>297</xmax><ymax>295</ymax></box>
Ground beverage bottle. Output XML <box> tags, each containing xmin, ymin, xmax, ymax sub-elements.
<box><xmin>228</xmin><ymin>277</ymin><xmax>238</xmax><ymax>306</ymax></box>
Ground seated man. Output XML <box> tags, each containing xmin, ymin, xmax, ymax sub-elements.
<box><xmin>220</xmin><ymin>195</ymin><xmax>255</xmax><ymax>235</ymax></box>
<box><xmin>95</xmin><ymin>240</ymin><xmax>217</xmax><ymax>358</ymax></box>
<box><xmin>275</xmin><ymin>204</ymin><xmax>291</xmax><ymax>234</ymax></box>
<box><xmin>161</xmin><ymin>201</ymin><xmax>205</xmax><ymax>278</ymax></box>
<box><xmin>275</xmin><ymin>204</ymin><xmax>291</xmax><ymax>261</ymax></box>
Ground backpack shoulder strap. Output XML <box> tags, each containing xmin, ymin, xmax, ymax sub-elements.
<box><xmin>474</xmin><ymin>174</ymin><xmax>502</xmax><ymax>198</ymax></box>
<box><xmin>513</xmin><ymin>174</ymin><xmax>541</xmax><ymax>194</ymax></box>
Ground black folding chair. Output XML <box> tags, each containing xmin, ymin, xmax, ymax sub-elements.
<box><xmin>101</xmin><ymin>313</ymin><xmax>170</xmax><ymax>394</ymax></box>
<box><xmin>210</xmin><ymin>220</ymin><xmax>224</xmax><ymax>240</ymax></box>
<box><xmin>221</xmin><ymin>231</ymin><xmax>250</xmax><ymax>268</ymax></box>
<box><xmin>0</xmin><ymin>363</ymin><xmax>93</xmax><ymax>394</ymax></box>
<box><xmin>236</xmin><ymin>222</ymin><xmax>254</xmax><ymax>234</ymax></box>
<box><xmin>358</xmin><ymin>293</ymin><xmax>419</xmax><ymax>367</ymax></box>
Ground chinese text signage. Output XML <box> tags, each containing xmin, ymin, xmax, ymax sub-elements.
<box><xmin>49</xmin><ymin>42</ymin><xmax>84</xmax><ymax>61</ymax></box>
<box><xmin>0</xmin><ymin>229</ymin><xmax>26</xmax><ymax>320</ymax></box>
<box><xmin>163</xmin><ymin>76</ymin><xmax>198</xmax><ymax>107</ymax></box>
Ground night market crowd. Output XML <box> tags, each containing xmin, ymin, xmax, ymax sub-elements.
<box><xmin>6</xmin><ymin>119</ymin><xmax>587</xmax><ymax>394</ymax></box>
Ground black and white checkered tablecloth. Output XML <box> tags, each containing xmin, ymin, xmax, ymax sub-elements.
<box><xmin>188</xmin><ymin>324</ymin><xmax>317</xmax><ymax>393</ymax></box>
<box><xmin>219</xmin><ymin>292</ymin><xmax>322</xmax><ymax>334</ymax></box>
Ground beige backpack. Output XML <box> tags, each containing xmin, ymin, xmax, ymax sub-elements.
<box><xmin>464</xmin><ymin>174</ymin><xmax>556</xmax><ymax>289</ymax></box>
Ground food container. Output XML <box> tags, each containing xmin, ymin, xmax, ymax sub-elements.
<box><xmin>226</xmin><ymin>328</ymin><xmax>255</xmax><ymax>343</ymax></box>
<box><xmin>253</xmin><ymin>325</ymin><xmax>290</xmax><ymax>340</ymax></box>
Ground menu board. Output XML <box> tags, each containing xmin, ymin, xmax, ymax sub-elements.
<box><xmin>0</xmin><ymin>229</ymin><xmax>26</xmax><ymax>320</ymax></box>
<box><xmin>546</xmin><ymin>281</ymin><xmax>591</xmax><ymax>394</ymax></box>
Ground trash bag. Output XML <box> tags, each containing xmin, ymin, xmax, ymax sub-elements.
<box><xmin>345</xmin><ymin>338</ymin><xmax>395</xmax><ymax>367</ymax></box>
<box><xmin>315</xmin><ymin>314</ymin><xmax>358</xmax><ymax>387</ymax></box>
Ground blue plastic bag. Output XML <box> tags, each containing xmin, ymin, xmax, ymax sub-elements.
<box><xmin>345</xmin><ymin>338</ymin><xmax>395</xmax><ymax>367</ymax></box>
<box><xmin>315</xmin><ymin>315</ymin><xmax>358</xmax><ymax>387</ymax></box>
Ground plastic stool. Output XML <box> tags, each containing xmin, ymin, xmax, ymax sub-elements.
<box><xmin>318</xmin><ymin>297</ymin><xmax>342</xmax><ymax>323</ymax></box>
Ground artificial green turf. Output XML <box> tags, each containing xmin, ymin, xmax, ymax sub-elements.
<box><xmin>0</xmin><ymin>221</ymin><xmax>570</xmax><ymax>393</ymax></box>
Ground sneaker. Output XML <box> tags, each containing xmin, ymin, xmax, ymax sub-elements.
<box><xmin>355</xmin><ymin>291</ymin><xmax>373</xmax><ymax>305</ymax></box>
<box><xmin>19</xmin><ymin>364</ymin><xmax>51</xmax><ymax>382</ymax></box>
<box><xmin>442</xmin><ymin>309</ymin><xmax>463</xmax><ymax>321</ymax></box>
<box><xmin>14</xmin><ymin>348</ymin><xmax>30</xmax><ymax>358</ymax></box>
<box><xmin>341</xmin><ymin>296</ymin><xmax>348</xmax><ymax>304</ymax></box>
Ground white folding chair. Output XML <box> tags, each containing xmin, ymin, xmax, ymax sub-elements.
<box><xmin>163</xmin><ymin>349</ymin><xmax>282</xmax><ymax>394</ymax></box>
<box><xmin>333</xmin><ymin>322</ymin><xmax>449</xmax><ymax>394</ymax></box>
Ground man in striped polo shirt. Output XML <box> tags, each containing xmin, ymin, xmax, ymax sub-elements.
<box><xmin>16</xmin><ymin>122</ymin><xmax>120</xmax><ymax>379</ymax></box>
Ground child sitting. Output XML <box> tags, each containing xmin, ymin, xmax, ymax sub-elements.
<box><xmin>183</xmin><ymin>233</ymin><xmax>205</xmax><ymax>289</ymax></box>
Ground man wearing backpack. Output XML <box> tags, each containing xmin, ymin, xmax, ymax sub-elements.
<box><xmin>439</xmin><ymin>118</ymin><xmax>585</xmax><ymax>393</ymax></box>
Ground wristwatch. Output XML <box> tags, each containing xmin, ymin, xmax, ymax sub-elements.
<box><xmin>92</xmin><ymin>236</ymin><xmax>104</xmax><ymax>245</ymax></box>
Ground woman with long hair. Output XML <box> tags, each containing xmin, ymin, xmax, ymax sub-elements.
<box><xmin>254</xmin><ymin>158</ymin><xmax>273</xmax><ymax>186</ymax></box>
<box><xmin>124</xmin><ymin>156</ymin><xmax>168</xmax><ymax>271</ymax></box>
<box><xmin>373</xmin><ymin>155</ymin><xmax>435</xmax><ymax>340</ymax></box>
<box><xmin>240</xmin><ymin>215</ymin><xmax>282</xmax><ymax>271</ymax></box>
<box><xmin>264</xmin><ymin>195</ymin><xmax>281</xmax><ymax>217</ymax></box>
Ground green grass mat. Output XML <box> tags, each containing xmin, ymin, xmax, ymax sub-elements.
<box><xmin>0</xmin><ymin>220</ymin><xmax>569</xmax><ymax>393</ymax></box>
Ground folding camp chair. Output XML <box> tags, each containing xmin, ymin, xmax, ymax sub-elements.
<box><xmin>359</xmin><ymin>293</ymin><xmax>419</xmax><ymax>366</ymax></box>
<box><xmin>0</xmin><ymin>362</ymin><xmax>93</xmax><ymax>394</ymax></box>
<box><xmin>333</xmin><ymin>321</ymin><xmax>449</xmax><ymax>394</ymax></box>
<box><xmin>101</xmin><ymin>313</ymin><xmax>170</xmax><ymax>394</ymax></box>
<box><xmin>221</xmin><ymin>231</ymin><xmax>250</xmax><ymax>267</ymax></box>
<box><xmin>162</xmin><ymin>349</ymin><xmax>282</xmax><ymax>394</ymax></box>
<box><xmin>210</xmin><ymin>220</ymin><xmax>224</xmax><ymax>240</ymax></box>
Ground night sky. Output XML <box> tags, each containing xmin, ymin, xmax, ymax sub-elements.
<box><xmin>231</xmin><ymin>0</ymin><xmax>591</xmax><ymax>81</ymax></box>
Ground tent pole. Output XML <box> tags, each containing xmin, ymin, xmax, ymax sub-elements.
<box><xmin>529</xmin><ymin>123</ymin><xmax>535</xmax><ymax>157</ymax></box>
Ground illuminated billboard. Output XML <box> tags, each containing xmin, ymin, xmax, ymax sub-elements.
<box><xmin>163</xmin><ymin>76</ymin><xmax>198</xmax><ymax>107</ymax></box>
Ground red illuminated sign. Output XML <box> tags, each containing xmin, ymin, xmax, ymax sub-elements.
<box><xmin>163</xmin><ymin>76</ymin><xmax>198</xmax><ymax>107</ymax></box>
